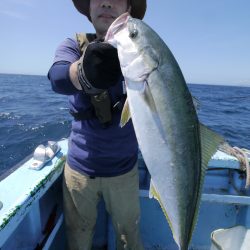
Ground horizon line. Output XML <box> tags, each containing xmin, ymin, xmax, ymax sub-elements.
<box><xmin>0</xmin><ymin>72</ymin><xmax>249</xmax><ymax>87</ymax></box>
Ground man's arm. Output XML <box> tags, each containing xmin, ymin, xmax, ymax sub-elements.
<box><xmin>48</xmin><ymin>61</ymin><xmax>80</xmax><ymax>95</ymax></box>
<box><xmin>48</xmin><ymin>38</ymin><xmax>82</xmax><ymax>95</ymax></box>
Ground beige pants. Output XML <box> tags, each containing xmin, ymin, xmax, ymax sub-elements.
<box><xmin>63</xmin><ymin>162</ymin><xmax>144</xmax><ymax>250</ymax></box>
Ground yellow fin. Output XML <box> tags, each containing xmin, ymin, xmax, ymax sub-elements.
<box><xmin>120</xmin><ymin>98</ymin><xmax>131</xmax><ymax>127</ymax></box>
<box><xmin>188</xmin><ymin>123</ymin><xmax>225</xmax><ymax>242</ymax></box>
<box><xmin>149</xmin><ymin>181</ymin><xmax>176</xmax><ymax>241</ymax></box>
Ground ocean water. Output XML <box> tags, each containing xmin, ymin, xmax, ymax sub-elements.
<box><xmin>0</xmin><ymin>73</ymin><xmax>249</xmax><ymax>176</ymax></box>
<box><xmin>0</xmin><ymin>74</ymin><xmax>71</xmax><ymax>176</ymax></box>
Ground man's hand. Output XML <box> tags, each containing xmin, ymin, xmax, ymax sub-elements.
<box><xmin>77</xmin><ymin>42</ymin><xmax>122</xmax><ymax>95</ymax></box>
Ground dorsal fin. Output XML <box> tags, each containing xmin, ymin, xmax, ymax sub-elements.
<box><xmin>188</xmin><ymin>123</ymin><xmax>225</xmax><ymax>243</ymax></box>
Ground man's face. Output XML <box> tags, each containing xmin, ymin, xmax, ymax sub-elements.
<box><xmin>90</xmin><ymin>0</ymin><xmax>130</xmax><ymax>38</ymax></box>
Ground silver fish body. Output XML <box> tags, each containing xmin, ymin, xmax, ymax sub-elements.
<box><xmin>106</xmin><ymin>13</ymin><xmax>222</xmax><ymax>250</ymax></box>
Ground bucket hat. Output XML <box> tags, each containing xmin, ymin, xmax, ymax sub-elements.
<box><xmin>72</xmin><ymin>0</ymin><xmax>147</xmax><ymax>21</ymax></box>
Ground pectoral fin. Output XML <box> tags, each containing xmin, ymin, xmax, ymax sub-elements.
<box><xmin>120</xmin><ymin>98</ymin><xmax>131</xmax><ymax>127</ymax></box>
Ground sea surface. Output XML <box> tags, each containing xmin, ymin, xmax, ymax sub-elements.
<box><xmin>0</xmin><ymin>73</ymin><xmax>249</xmax><ymax>176</ymax></box>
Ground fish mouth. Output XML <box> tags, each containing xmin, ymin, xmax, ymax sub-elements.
<box><xmin>105</xmin><ymin>12</ymin><xmax>130</xmax><ymax>43</ymax></box>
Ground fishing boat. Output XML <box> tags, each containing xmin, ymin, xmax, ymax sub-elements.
<box><xmin>0</xmin><ymin>138</ymin><xmax>250</xmax><ymax>250</ymax></box>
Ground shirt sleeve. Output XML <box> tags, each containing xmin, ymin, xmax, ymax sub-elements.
<box><xmin>53</xmin><ymin>38</ymin><xmax>81</xmax><ymax>64</ymax></box>
<box><xmin>48</xmin><ymin>61</ymin><xmax>79</xmax><ymax>95</ymax></box>
<box><xmin>47</xmin><ymin>38</ymin><xmax>81</xmax><ymax>95</ymax></box>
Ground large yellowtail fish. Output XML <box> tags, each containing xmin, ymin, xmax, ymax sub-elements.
<box><xmin>105</xmin><ymin>13</ymin><xmax>224</xmax><ymax>250</ymax></box>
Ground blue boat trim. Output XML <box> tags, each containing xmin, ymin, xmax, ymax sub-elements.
<box><xmin>202</xmin><ymin>193</ymin><xmax>250</xmax><ymax>205</ymax></box>
<box><xmin>140</xmin><ymin>190</ymin><xmax>250</xmax><ymax>205</ymax></box>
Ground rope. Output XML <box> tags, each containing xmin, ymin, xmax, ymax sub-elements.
<box><xmin>219</xmin><ymin>143</ymin><xmax>250</xmax><ymax>188</ymax></box>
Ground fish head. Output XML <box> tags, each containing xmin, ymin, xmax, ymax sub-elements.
<box><xmin>105</xmin><ymin>12</ymin><xmax>159</xmax><ymax>84</ymax></box>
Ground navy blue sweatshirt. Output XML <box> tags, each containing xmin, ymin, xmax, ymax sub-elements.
<box><xmin>48</xmin><ymin>38</ymin><xmax>138</xmax><ymax>177</ymax></box>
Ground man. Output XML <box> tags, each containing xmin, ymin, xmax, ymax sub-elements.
<box><xmin>48</xmin><ymin>0</ymin><xmax>146</xmax><ymax>249</ymax></box>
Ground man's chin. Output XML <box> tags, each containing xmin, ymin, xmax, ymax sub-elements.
<box><xmin>98</xmin><ymin>23</ymin><xmax>114</xmax><ymax>34</ymax></box>
<box><xmin>99</xmin><ymin>17</ymin><xmax>115</xmax><ymax>26</ymax></box>
<box><xmin>92</xmin><ymin>17</ymin><xmax>117</xmax><ymax>37</ymax></box>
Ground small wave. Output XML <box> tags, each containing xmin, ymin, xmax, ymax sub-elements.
<box><xmin>31</xmin><ymin>126</ymin><xmax>40</xmax><ymax>131</ymax></box>
<box><xmin>223</xmin><ymin>109</ymin><xmax>237</xmax><ymax>115</ymax></box>
<box><xmin>58</xmin><ymin>120</ymin><xmax>70</xmax><ymax>125</ymax></box>
<box><xmin>24</xmin><ymin>125</ymin><xmax>45</xmax><ymax>132</ymax></box>
<box><xmin>0</xmin><ymin>112</ymin><xmax>11</xmax><ymax>117</ymax></box>
<box><xmin>0</xmin><ymin>112</ymin><xmax>18</xmax><ymax>120</ymax></box>
<box><xmin>0</xmin><ymin>96</ymin><xmax>11</xmax><ymax>103</ymax></box>
<box><xmin>0</xmin><ymin>112</ymin><xmax>21</xmax><ymax>120</ymax></box>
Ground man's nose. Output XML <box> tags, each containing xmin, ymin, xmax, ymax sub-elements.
<box><xmin>101</xmin><ymin>0</ymin><xmax>112</xmax><ymax>9</ymax></box>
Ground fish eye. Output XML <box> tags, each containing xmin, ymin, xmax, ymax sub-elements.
<box><xmin>129</xmin><ymin>29</ymin><xmax>138</xmax><ymax>39</ymax></box>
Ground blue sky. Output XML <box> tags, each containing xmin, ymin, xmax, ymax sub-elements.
<box><xmin>0</xmin><ymin>0</ymin><xmax>249</xmax><ymax>85</ymax></box>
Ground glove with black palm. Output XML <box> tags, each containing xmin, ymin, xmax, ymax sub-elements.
<box><xmin>77</xmin><ymin>41</ymin><xmax>122</xmax><ymax>95</ymax></box>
